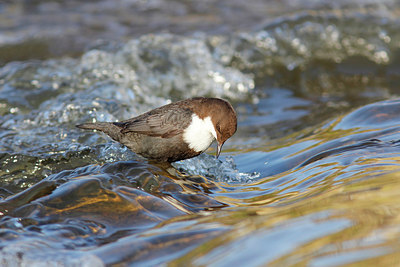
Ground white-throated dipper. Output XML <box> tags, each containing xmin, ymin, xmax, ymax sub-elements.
<box><xmin>76</xmin><ymin>97</ymin><xmax>237</xmax><ymax>162</ymax></box>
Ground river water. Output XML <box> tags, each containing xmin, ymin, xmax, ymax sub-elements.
<box><xmin>1</xmin><ymin>1</ymin><xmax>400</xmax><ymax>266</ymax></box>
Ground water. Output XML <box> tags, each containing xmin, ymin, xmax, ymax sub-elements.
<box><xmin>1</xmin><ymin>1</ymin><xmax>400</xmax><ymax>266</ymax></box>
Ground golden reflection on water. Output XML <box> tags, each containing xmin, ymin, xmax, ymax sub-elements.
<box><xmin>170</xmin><ymin>169</ymin><xmax>400</xmax><ymax>265</ymax></box>
<box><xmin>214</xmin><ymin>153</ymin><xmax>400</xmax><ymax>208</ymax></box>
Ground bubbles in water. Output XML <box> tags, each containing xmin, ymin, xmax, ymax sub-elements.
<box><xmin>172</xmin><ymin>154</ymin><xmax>260</xmax><ymax>183</ymax></box>
<box><xmin>374</xmin><ymin>50</ymin><xmax>389</xmax><ymax>63</ymax></box>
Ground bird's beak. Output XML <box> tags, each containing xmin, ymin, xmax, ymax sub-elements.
<box><xmin>216</xmin><ymin>142</ymin><xmax>224</xmax><ymax>158</ymax></box>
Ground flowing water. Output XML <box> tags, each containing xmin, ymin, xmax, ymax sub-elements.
<box><xmin>1</xmin><ymin>1</ymin><xmax>400</xmax><ymax>266</ymax></box>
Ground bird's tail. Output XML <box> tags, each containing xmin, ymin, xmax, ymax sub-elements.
<box><xmin>76</xmin><ymin>122</ymin><xmax>122</xmax><ymax>141</ymax></box>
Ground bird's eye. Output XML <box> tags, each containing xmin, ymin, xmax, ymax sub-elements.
<box><xmin>216</xmin><ymin>123</ymin><xmax>221</xmax><ymax>132</ymax></box>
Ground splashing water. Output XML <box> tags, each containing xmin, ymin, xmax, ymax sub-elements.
<box><xmin>2</xmin><ymin>1</ymin><xmax>400</xmax><ymax>265</ymax></box>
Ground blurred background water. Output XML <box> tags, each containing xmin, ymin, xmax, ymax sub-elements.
<box><xmin>1</xmin><ymin>0</ymin><xmax>400</xmax><ymax>266</ymax></box>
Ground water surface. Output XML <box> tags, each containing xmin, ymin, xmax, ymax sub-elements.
<box><xmin>1</xmin><ymin>1</ymin><xmax>400</xmax><ymax>266</ymax></box>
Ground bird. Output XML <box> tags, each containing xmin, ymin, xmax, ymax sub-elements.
<box><xmin>76</xmin><ymin>97</ymin><xmax>237</xmax><ymax>162</ymax></box>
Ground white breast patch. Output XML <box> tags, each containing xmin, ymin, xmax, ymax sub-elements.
<box><xmin>183</xmin><ymin>114</ymin><xmax>217</xmax><ymax>152</ymax></box>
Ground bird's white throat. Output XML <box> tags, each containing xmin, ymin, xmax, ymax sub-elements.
<box><xmin>183</xmin><ymin>114</ymin><xmax>217</xmax><ymax>152</ymax></box>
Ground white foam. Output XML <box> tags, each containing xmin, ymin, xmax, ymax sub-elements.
<box><xmin>172</xmin><ymin>154</ymin><xmax>260</xmax><ymax>183</ymax></box>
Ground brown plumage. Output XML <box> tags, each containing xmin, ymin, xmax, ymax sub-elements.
<box><xmin>76</xmin><ymin>97</ymin><xmax>237</xmax><ymax>162</ymax></box>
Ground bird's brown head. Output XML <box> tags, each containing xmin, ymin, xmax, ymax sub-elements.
<box><xmin>192</xmin><ymin>97</ymin><xmax>237</xmax><ymax>158</ymax></box>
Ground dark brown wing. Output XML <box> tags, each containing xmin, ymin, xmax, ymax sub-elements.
<box><xmin>114</xmin><ymin>107</ymin><xmax>193</xmax><ymax>138</ymax></box>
